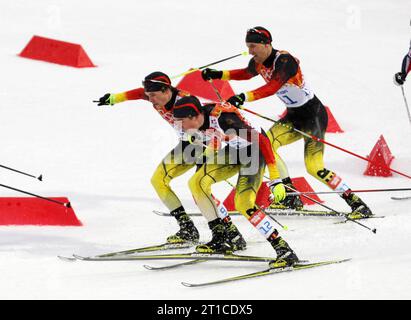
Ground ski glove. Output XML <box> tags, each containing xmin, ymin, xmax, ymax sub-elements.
<box><xmin>394</xmin><ymin>72</ymin><xmax>406</xmax><ymax>86</ymax></box>
<box><xmin>201</xmin><ymin>68</ymin><xmax>223</xmax><ymax>81</ymax></box>
<box><xmin>96</xmin><ymin>93</ymin><xmax>115</xmax><ymax>106</ymax></box>
<box><xmin>227</xmin><ymin>93</ymin><xmax>246</xmax><ymax>108</ymax></box>
<box><xmin>268</xmin><ymin>180</ymin><xmax>287</xmax><ymax>204</ymax></box>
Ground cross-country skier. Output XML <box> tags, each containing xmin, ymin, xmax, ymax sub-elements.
<box><xmin>95</xmin><ymin>72</ymin><xmax>246</xmax><ymax>250</ymax></box>
<box><xmin>173</xmin><ymin>95</ymin><xmax>299</xmax><ymax>267</ymax></box>
<box><xmin>394</xmin><ymin>40</ymin><xmax>411</xmax><ymax>86</ymax></box>
<box><xmin>201</xmin><ymin>26</ymin><xmax>373</xmax><ymax>219</ymax></box>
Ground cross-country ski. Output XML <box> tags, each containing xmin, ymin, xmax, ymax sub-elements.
<box><xmin>1</xmin><ymin>0</ymin><xmax>410</xmax><ymax>301</ymax></box>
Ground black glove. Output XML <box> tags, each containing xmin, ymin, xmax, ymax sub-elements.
<box><xmin>227</xmin><ymin>93</ymin><xmax>246</xmax><ymax>108</ymax></box>
<box><xmin>201</xmin><ymin>68</ymin><xmax>223</xmax><ymax>81</ymax></box>
<box><xmin>96</xmin><ymin>93</ymin><xmax>112</xmax><ymax>106</ymax></box>
<box><xmin>394</xmin><ymin>72</ymin><xmax>406</xmax><ymax>86</ymax></box>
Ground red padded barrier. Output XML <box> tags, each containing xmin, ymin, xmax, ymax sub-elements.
<box><xmin>0</xmin><ymin>197</ymin><xmax>82</xmax><ymax>226</ymax></box>
<box><xmin>19</xmin><ymin>35</ymin><xmax>96</xmax><ymax>68</ymax></box>
<box><xmin>176</xmin><ymin>70</ymin><xmax>234</xmax><ymax>101</ymax></box>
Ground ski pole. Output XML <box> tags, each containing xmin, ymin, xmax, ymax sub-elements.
<box><xmin>209</xmin><ymin>80</ymin><xmax>288</xmax><ymax>230</ymax></box>
<box><xmin>0</xmin><ymin>183</ymin><xmax>70</xmax><ymax>207</ymax></box>
<box><xmin>171</xmin><ymin>52</ymin><xmax>248</xmax><ymax>80</ymax></box>
<box><xmin>287</xmin><ymin>187</ymin><xmax>411</xmax><ymax>196</ymax></box>
<box><xmin>209</xmin><ymin>79</ymin><xmax>225</xmax><ymax>101</ymax></box>
<box><xmin>241</xmin><ymin>107</ymin><xmax>411</xmax><ymax>180</ymax></box>
<box><xmin>208</xmin><ymin>81</ymin><xmax>289</xmax><ymax>231</ymax></box>
<box><xmin>400</xmin><ymin>85</ymin><xmax>411</xmax><ymax>124</ymax></box>
<box><xmin>223</xmin><ymin>179</ymin><xmax>289</xmax><ymax>231</ymax></box>
<box><xmin>0</xmin><ymin>164</ymin><xmax>42</xmax><ymax>181</ymax></box>
<box><xmin>208</xmin><ymin>80</ymin><xmax>411</xmax><ymax>179</ymax></box>
<box><xmin>285</xmin><ymin>184</ymin><xmax>377</xmax><ymax>234</ymax></box>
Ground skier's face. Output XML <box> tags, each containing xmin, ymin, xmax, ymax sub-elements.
<box><xmin>174</xmin><ymin>114</ymin><xmax>204</xmax><ymax>131</ymax></box>
<box><xmin>247</xmin><ymin>42</ymin><xmax>271</xmax><ymax>64</ymax></box>
<box><xmin>146</xmin><ymin>89</ymin><xmax>172</xmax><ymax>108</ymax></box>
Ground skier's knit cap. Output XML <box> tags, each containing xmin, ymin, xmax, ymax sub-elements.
<box><xmin>173</xmin><ymin>96</ymin><xmax>203</xmax><ymax>118</ymax></box>
<box><xmin>246</xmin><ymin>27</ymin><xmax>272</xmax><ymax>44</ymax></box>
<box><xmin>142</xmin><ymin>71</ymin><xmax>172</xmax><ymax>92</ymax></box>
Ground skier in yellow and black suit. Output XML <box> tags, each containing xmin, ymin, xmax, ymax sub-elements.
<box><xmin>173</xmin><ymin>95</ymin><xmax>299</xmax><ymax>268</ymax></box>
<box><xmin>95</xmin><ymin>72</ymin><xmax>246</xmax><ymax>249</ymax></box>
<box><xmin>201</xmin><ymin>26</ymin><xmax>372</xmax><ymax>219</ymax></box>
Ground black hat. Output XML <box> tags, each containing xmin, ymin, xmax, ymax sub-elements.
<box><xmin>246</xmin><ymin>27</ymin><xmax>272</xmax><ymax>44</ymax></box>
<box><xmin>142</xmin><ymin>71</ymin><xmax>172</xmax><ymax>92</ymax></box>
<box><xmin>173</xmin><ymin>96</ymin><xmax>203</xmax><ymax>118</ymax></box>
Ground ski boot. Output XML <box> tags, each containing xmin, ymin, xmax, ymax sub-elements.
<box><xmin>270</xmin><ymin>178</ymin><xmax>303</xmax><ymax>210</ymax></box>
<box><xmin>196</xmin><ymin>218</ymin><xmax>232</xmax><ymax>254</ymax></box>
<box><xmin>222</xmin><ymin>217</ymin><xmax>247</xmax><ymax>251</ymax></box>
<box><xmin>167</xmin><ymin>207</ymin><xmax>199</xmax><ymax>244</ymax></box>
<box><xmin>342</xmin><ymin>192</ymin><xmax>373</xmax><ymax>219</ymax></box>
<box><xmin>268</xmin><ymin>234</ymin><xmax>299</xmax><ymax>268</ymax></box>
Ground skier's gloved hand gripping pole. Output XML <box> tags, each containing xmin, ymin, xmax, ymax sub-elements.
<box><xmin>240</xmin><ymin>107</ymin><xmax>411</xmax><ymax>180</ymax></box>
<box><xmin>222</xmin><ymin>178</ymin><xmax>289</xmax><ymax>231</ymax></box>
<box><xmin>209</xmin><ymin>79</ymin><xmax>376</xmax><ymax>233</ymax></box>
<box><xmin>0</xmin><ymin>183</ymin><xmax>70</xmax><ymax>208</ymax></box>
<box><xmin>393</xmin><ymin>67</ymin><xmax>411</xmax><ymax>124</ymax></box>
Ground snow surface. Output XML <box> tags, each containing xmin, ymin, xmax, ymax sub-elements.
<box><xmin>0</xmin><ymin>0</ymin><xmax>411</xmax><ymax>299</ymax></box>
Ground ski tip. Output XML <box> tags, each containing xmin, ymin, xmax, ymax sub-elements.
<box><xmin>152</xmin><ymin>210</ymin><xmax>171</xmax><ymax>217</ymax></box>
<box><xmin>72</xmin><ymin>254</ymin><xmax>87</xmax><ymax>260</ymax></box>
<box><xmin>331</xmin><ymin>258</ymin><xmax>351</xmax><ymax>264</ymax></box>
<box><xmin>181</xmin><ymin>282</ymin><xmax>195</xmax><ymax>288</ymax></box>
<box><xmin>64</xmin><ymin>202</ymin><xmax>72</xmax><ymax>208</ymax></box>
<box><xmin>143</xmin><ymin>265</ymin><xmax>155</xmax><ymax>270</ymax></box>
<box><xmin>57</xmin><ymin>255</ymin><xmax>77</xmax><ymax>262</ymax></box>
<box><xmin>391</xmin><ymin>196</ymin><xmax>411</xmax><ymax>200</ymax></box>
